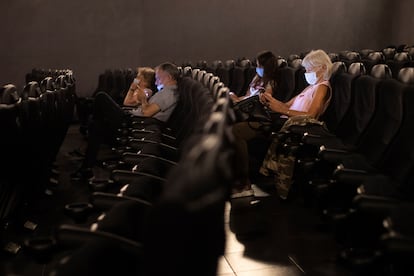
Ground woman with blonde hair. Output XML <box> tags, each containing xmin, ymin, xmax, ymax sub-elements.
<box><xmin>123</xmin><ymin>67</ymin><xmax>156</xmax><ymax>106</ymax></box>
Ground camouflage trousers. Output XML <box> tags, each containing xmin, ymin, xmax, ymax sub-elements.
<box><xmin>259</xmin><ymin>115</ymin><xmax>326</xmax><ymax>199</ymax></box>
<box><xmin>259</xmin><ymin>137</ymin><xmax>296</xmax><ymax>199</ymax></box>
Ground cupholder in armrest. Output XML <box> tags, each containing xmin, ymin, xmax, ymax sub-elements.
<box><xmin>88</xmin><ymin>178</ymin><xmax>115</xmax><ymax>192</ymax></box>
<box><xmin>64</xmin><ymin>202</ymin><xmax>94</xmax><ymax>223</ymax></box>
<box><xmin>24</xmin><ymin>236</ymin><xmax>57</xmax><ymax>263</ymax></box>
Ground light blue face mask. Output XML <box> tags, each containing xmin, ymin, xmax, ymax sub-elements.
<box><xmin>256</xmin><ymin>67</ymin><xmax>264</xmax><ymax>77</ymax></box>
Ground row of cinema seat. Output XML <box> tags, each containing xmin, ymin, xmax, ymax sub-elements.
<box><xmin>40</xmin><ymin>68</ymin><xmax>236</xmax><ymax>275</ymax></box>
<box><xmin>188</xmin><ymin>45</ymin><xmax>414</xmax><ymax>106</ymax></box>
<box><xmin>4</xmin><ymin>44</ymin><xmax>412</xmax><ymax>274</ymax></box>
<box><xmin>0</xmin><ymin>70</ymin><xmax>76</xmax><ymax>226</ymax></box>
<box><xmin>274</xmin><ymin>62</ymin><xmax>414</xmax><ymax>271</ymax></box>
<box><xmin>188</xmin><ymin>46</ymin><xmax>414</xmax><ymax>272</ymax></box>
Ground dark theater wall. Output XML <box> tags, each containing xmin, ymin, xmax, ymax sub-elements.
<box><xmin>0</xmin><ymin>0</ymin><xmax>411</xmax><ymax>96</ymax></box>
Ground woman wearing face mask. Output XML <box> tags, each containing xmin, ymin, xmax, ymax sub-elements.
<box><xmin>231</xmin><ymin>49</ymin><xmax>332</xmax><ymax>199</ymax></box>
<box><xmin>260</xmin><ymin>49</ymin><xmax>332</xmax><ymax>119</ymax></box>
<box><xmin>229</xmin><ymin>50</ymin><xmax>279</xmax><ymax>102</ymax></box>
<box><xmin>123</xmin><ymin>67</ymin><xmax>157</xmax><ymax>107</ymax></box>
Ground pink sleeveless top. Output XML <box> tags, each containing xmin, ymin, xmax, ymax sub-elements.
<box><xmin>289</xmin><ymin>80</ymin><xmax>332</xmax><ymax>119</ymax></box>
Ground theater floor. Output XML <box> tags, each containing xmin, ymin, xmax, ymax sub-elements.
<box><xmin>1</xmin><ymin>123</ymin><xmax>361</xmax><ymax>276</ymax></box>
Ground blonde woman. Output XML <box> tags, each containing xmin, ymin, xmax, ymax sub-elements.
<box><xmin>123</xmin><ymin>67</ymin><xmax>156</xmax><ymax>107</ymax></box>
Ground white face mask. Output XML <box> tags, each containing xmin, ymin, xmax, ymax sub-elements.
<box><xmin>305</xmin><ymin>72</ymin><xmax>318</xmax><ymax>85</ymax></box>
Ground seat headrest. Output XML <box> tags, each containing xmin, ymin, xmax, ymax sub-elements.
<box><xmin>370</xmin><ymin>64</ymin><xmax>392</xmax><ymax>79</ymax></box>
<box><xmin>328</xmin><ymin>53</ymin><xmax>340</xmax><ymax>62</ymax></box>
<box><xmin>367</xmin><ymin>51</ymin><xmax>385</xmax><ymax>62</ymax></box>
<box><xmin>406</xmin><ymin>47</ymin><xmax>414</xmax><ymax>58</ymax></box>
<box><xmin>394</xmin><ymin>52</ymin><xmax>411</xmax><ymax>62</ymax></box>
<box><xmin>288</xmin><ymin>54</ymin><xmax>301</xmax><ymax>61</ymax></box>
<box><xmin>26</xmin><ymin>81</ymin><xmax>42</xmax><ymax>98</ymax></box>
<box><xmin>211</xmin><ymin>60</ymin><xmax>223</xmax><ymax>69</ymax></box>
<box><xmin>359</xmin><ymin>49</ymin><xmax>375</xmax><ymax>58</ymax></box>
<box><xmin>397</xmin><ymin>67</ymin><xmax>414</xmax><ymax>84</ymax></box>
<box><xmin>40</xmin><ymin>77</ymin><xmax>56</xmax><ymax>92</ymax></box>
<box><xmin>331</xmin><ymin>61</ymin><xmax>347</xmax><ymax>75</ymax></box>
<box><xmin>277</xmin><ymin>58</ymin><xmax>287</xmax><ymax>68</ymax></box>
<box><xmin>289</xmin><ymin>58</ymin><xmax>303</xmax><ymax>69</ymax></box>
<box><xmin>342</xmin><ymin>51</ymin><xmax>361</xmax><ymax>61</ymax></box>
<box><xmin>348</xmin><ymin>62</ymin><xmax>366</xmax><ymax>75</ymax></box>
<box><xmin>55</xmin><ymin>75</ymin><xmax>68</xmax><ymax>89</ymax></box>
<box><xmin>382</xmin><ymin>47</ymin><xmax>396</xmax><ymax>60</ymax></box>
<box><xmin>196</xmin><ymin>60</ymin><xmax>207</xmax><ymax>68</ymax></box>
<box><xmin>238</xmin><ymin>59</ymin><xmax>251</xmax><ymax>68</ymax></box>
<box><xmin>191</xmin><ymin>68</ymin><xmax>200</xmax><ymax>80</ymax></box>
<box><xmin>1</xmin><ymin>84</ymin><xmax>20</xmax><ymax>104</ymax></box>
<box><xmin>182</xmin><ymin>66</ymin><xmax>192</xmax><ymax>77</ymax></box>
<box><xmin>224</xmin><ymin>60</ymin><xmax>235</xmax><ymax>69</ymax></box>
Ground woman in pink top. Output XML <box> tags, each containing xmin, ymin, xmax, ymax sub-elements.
<box><xmin>261</xmin><ymin>49</ymin><xmax>332</xmax><ymax>119</ymax></box>
<box><xmin>232</xmin><ymin>49</ymin><xmax>333</xmax><ymax>199</ymax></box>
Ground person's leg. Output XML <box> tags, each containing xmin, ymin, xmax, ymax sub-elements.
<box><xmin>232</xmin><ymin>122</ymin><xmax>265</xmax><ymax>195</ymax></box>
<box><xmin>93</xmin><ymin>91</ymin><xmax>126</xmax><ymax>136</ymax></box>
<box><xmin>74</xmin><ymin>92</ymin><xmax>125</xmax><ymax>178</ymax></box>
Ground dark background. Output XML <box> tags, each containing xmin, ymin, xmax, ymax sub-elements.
<box><xmin>0</xmin><ymin>0</ymin><xmax>412</xmax><ymax>97</ymax></box>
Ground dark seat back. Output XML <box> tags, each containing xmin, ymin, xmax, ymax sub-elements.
<box><xmin>357</xmin><ymin>68</ymin><xmax>412</xmax><ymax>166</ymax></box>
<box><xmin>335</xmin><ymin>63</ymin><xmax>391</xmax><ymax>146</ymax></box>
<box><xmin>386</xmin><ymin>52</ymin><xmax>412</xmax><ymax>79</ymax></box>
<box><xmin>377</xmin><ymin>68</ymin><xmax>414</xmax><ymax>191</ymax></box>
<box><xmin>320</xmin><ymin>61</ymin><xmax>361</xmax><ymax>132</ymax></box>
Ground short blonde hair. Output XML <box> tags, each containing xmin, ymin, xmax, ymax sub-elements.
<box><xmin>302</xmin><ymin>49</ymin><xmax>333</xmax><ymax>80</ymax></box>
<box><xmin>137</xmin><ymin>67</ymin><xmax>155</xmax><ymax>84</ymax></box>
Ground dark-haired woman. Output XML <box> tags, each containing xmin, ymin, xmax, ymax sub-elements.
<box><xmin>229</xmin><ymin>50</ymin><xmax>279</xmax><ymax>102</ymax></box>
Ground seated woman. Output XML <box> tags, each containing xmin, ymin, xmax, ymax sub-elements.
<box><xmin>232</xmin><ymin>49</ymin><xmax>333</xmax><ymax>198</ymax></box>
<box><xmin>229</xmin><ymin>50</ymin><xmax>279</xmax><ymax>103</ymax></box>
<box><xmin>123</xmin><ymin>67</ymin><xmax>157</xmax><ymax>107</ymax></box>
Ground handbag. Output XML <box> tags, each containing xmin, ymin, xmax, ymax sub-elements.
<box><xmin>233</xmin><ymin>95</ymin><xmax>272</xmax><ymax>122</ymax></box>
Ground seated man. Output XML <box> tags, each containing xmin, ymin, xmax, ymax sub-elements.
<box><xmin>72</xmin><ymin>62</ymin><xmax>180</xmax><ymax>180</ymax></box>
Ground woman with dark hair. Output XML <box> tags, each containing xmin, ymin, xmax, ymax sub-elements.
<box><xmin>229</xmin><ymin>50</ymin><xmax>279</xmax><ymax>102</ymax></box>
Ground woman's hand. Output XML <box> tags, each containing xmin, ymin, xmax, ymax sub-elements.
<box><xmin>229</xmin><ymin>92</ymin><xmax>239</xmax><ymax>102</ymax></box>
<box><xmin>135</xmin><ymin>87</ymin><xmax>148</xmax><ymax>102</ymax></box>
<box><xmin>261</xmin><ymin>92</ymin><xmax>285</xmax><ymax>113</ymax></box>
<box><xmin>129</xmin><ymin>77</ymin><xmax>142</xmax><ymax>92</ymax></box>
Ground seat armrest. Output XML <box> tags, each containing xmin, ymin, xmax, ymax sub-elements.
<box><xmin>128</xmin><ymin>138</ymin><xmax>177</xmax><ymax>151</ymax></box>
<box><xmin>333</xmin><ymin>164</ymin><xmax>371</xmax><ymax>184</ymax></box>
<box><xmin>122</xmin><ymin>152</ymin><xmax>177</xmax><ymax>166</ymax></box>
<box><xmin>111</xmin><ymin>169</ymin><xmax>166</xmax><ymax>184</ymax></box>
<box><xmin>318</xmin><ymin>145</ymin><xmax>352</xmax><ymax>163</ymax></box>
<box><xmin>91</xmin><ymin>192</ymin><xmax>152</xmax><ymax>211</ymax></box>
<box><xmin>353</xmin><ymin>194</ymin><xmax>402</xmax><ymax>215</ymax></box>
<box><xmin>130</xmin><ymin>130</ymin><xmax>176</xmax><ymax>146</ymax></box>
<box><xmin>302</xmin><ymin>132</ymin><xmax>338</xmax><ymax>146</ymax></box>
<box><xmin>56</xmin><ymin>224</ymin><xmax>143</xmax><ymax>250</ymax></box>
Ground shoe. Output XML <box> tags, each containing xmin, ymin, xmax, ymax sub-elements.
<box><xmin>70</xmin><ymin>168</ymin><xmax>93</xmax><ymax>181</ymax></box>
<box><xmin>231</xmin><ymin>189</ymin><xmax>254</xmax><ymax>199</ymax></box>
<box><xmin>251</xmin><ymin>184</ymin><xmax>271</xmax><ymax>198</ymax></box>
